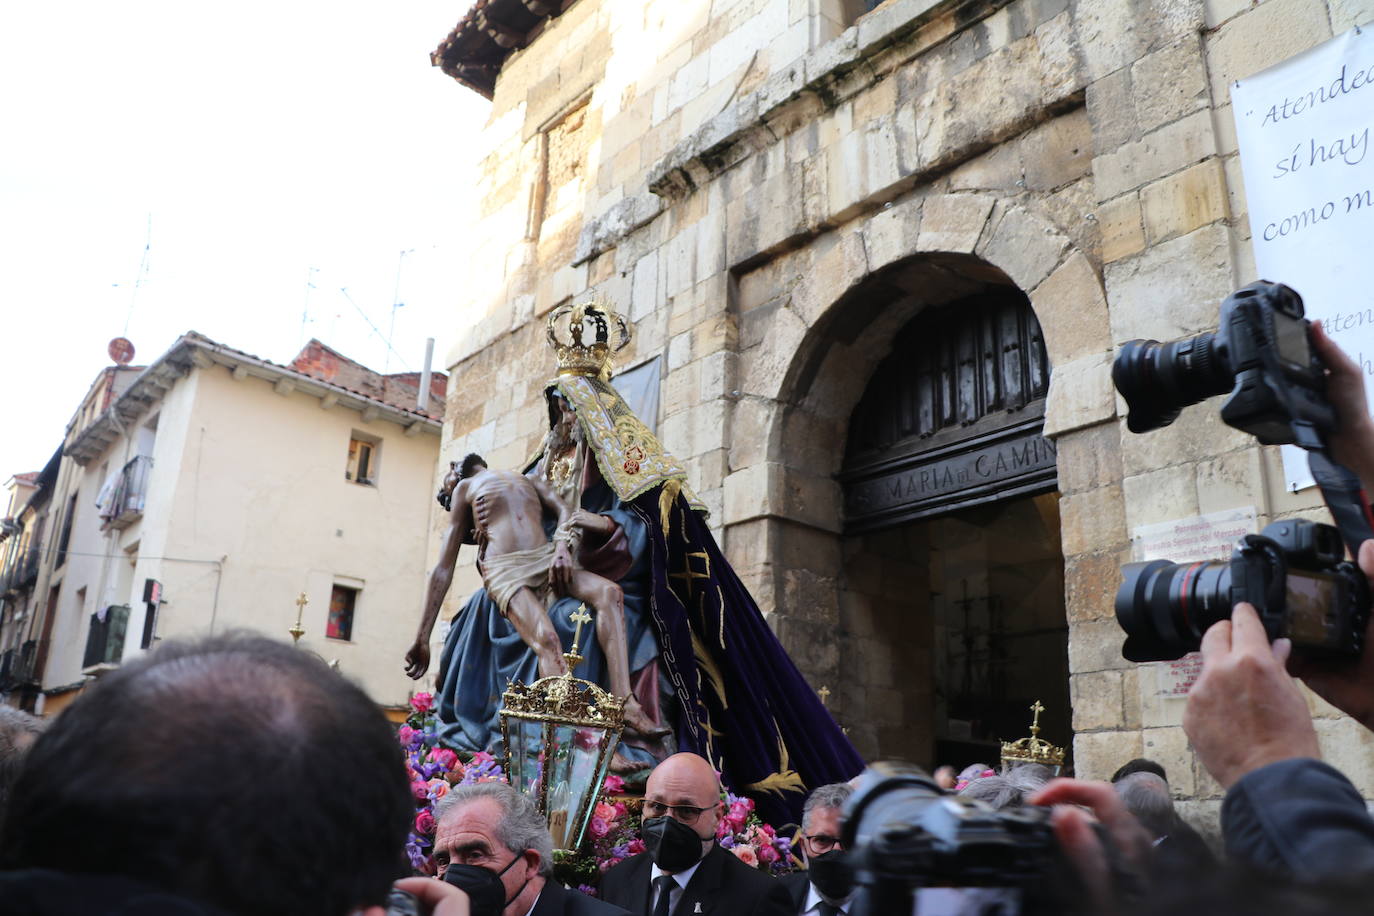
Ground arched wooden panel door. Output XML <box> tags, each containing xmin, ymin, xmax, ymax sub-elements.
<box><xmin>838</xmin><ymin>283</ymin><xmax>1070</xmax><ymax>772</ymax></box>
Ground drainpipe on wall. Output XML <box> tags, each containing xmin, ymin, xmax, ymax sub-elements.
<box><xmin>418</xmin><ymin>338</ymin><xmax>435</xmax><ymax>414</ymax></box>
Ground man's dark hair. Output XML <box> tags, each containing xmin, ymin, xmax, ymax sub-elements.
<box><xmin>459</xmin><ymin>452</ymin><xmax>486</xmax><ymax>479</ymax></box>
<box><xmin>0</xmin><ymin>633</ymin><xmax>411</xmax><ymax>916</ymax></box>
<box><xmin>0</xmin><ymin>705</ymin><xmax>45</xmax><ymax>822</ymax></box>
<box><xmin>1111</xmin><ymin>757</ymin><xmax>1167</xmax><ymax>784</ymax></box>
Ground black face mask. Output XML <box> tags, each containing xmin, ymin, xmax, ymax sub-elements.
<box><xmin>642</xmin><ymin>816</ymin><xmax>707</xmax><ymax>872</ymax></box>
<box><xmin>807</xmin><ymin>849</ymin><xmax>854</xmax><ymax>902</ymax></box>
<box><xmin>442</xmin><ymin>851</ymin><xmax>528</xmax><ymax>916</ymax></box>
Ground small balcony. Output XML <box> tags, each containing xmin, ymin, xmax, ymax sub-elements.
<box><xmin>82</xmin><ymin>605</ymin><xmax>130</xmax><ymax>672</ymax></box>
<box><xmin>101</xmin><ymin>455</ymin><xmax>153</xmax><ymax>531</ymax></box>
<box><xmin>2</xmin><ymin>640</ymin><xmax>39</xmax><ymax>691</ymax></box>
<box><xmin>18</xmin><ymin>545</ymin><xmax>40</xmax><ymax>587</ymax></box>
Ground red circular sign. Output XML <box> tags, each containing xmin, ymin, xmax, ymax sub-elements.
<box><xmin>108</xmin><ymin>337</ymin><xmax>135</xmax><ymax>365</ymax></box>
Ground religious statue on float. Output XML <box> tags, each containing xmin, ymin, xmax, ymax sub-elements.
<box><xmin>406</xmin><ymin>300</ymin><xmax>862</xmax><ymax>824</ymax></box>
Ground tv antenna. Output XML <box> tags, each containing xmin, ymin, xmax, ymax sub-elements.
<box><xmin>300</xmin><ymin>266</ymin><xmax>319</xmax><ymax>345</ymax></box>
<box><xmin>385</xmin><ymin>249</ymin><xmax>414</xmax><ymax>372</ymax></box>
<box><xmin>120</xmin><ymin>215</ymin><xmax>152</xmax><ymax>336</ymax></box>
<box><xmin>339</xmin><ymin>287</ymin><xmax>411</xmax><ymax>371</ymax></box>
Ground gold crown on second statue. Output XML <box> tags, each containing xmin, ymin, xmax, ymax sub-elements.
<box><xmin>1000</xmin><ymin>700</ymin><xmax>1066</xmax><ymax>770</ymax></box>
<box><xmin>545</xmin><ymin>300</ymin><xmax>631</xmax><ymax>379</ymax></box>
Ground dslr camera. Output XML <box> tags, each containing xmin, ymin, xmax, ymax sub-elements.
<box><xmin>840</xmin><ymin>762</ymin><xmax>1083</xmax><ymax>915</ymax></box>
<box><xmin>1112</xmin><ymin>280</ymin><xmax>1372</xmax><ymax>662</ymax></box>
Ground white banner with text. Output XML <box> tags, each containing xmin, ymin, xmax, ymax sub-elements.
<box><xmin>1232</xmin><ymin>27</ymin><xmax>1374</xmax><ymax>490</ymax></box>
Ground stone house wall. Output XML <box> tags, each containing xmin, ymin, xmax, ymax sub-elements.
<box><xmin>432</xmin><ymin>0</ymin><xmax>1374</xmax><ymax>818</ymax></box>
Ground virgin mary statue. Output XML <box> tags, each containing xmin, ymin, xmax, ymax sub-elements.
<box><xmin>417</xmin><ymin>301</ymin><xmax>862</xmax><ymax>825</ymax></box>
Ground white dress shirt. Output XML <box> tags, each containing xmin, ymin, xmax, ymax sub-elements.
<box><xmin>649</xmin><ymin>859</ymin><xmax>703</xmax><ymax>914</ymax></box>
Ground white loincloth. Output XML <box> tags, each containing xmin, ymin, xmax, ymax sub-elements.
<box><xmin>481</xmin><ymin>543</ymin><xmax>556</xmax><ymax>618</ymax></box>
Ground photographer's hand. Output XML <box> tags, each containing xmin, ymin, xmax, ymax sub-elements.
<box><xmin>1291</xmin><ymin>539</ymin><xmax>1374</xmax><ymax>732</ymax></box>
<box><xmin>1183</xmin><ymin>603</ymin><xmax>1320</xmax><ymax>788</ymax></box>
<box><xmin>1312</xmin><ymin>321</ymin><xmax>1374</xmax><ymax>493</ymax></box>
<box><xmin>362</xmin><ymin>878</ymin><xmax>470</xmax><ymax>916</ymax></box>
<box><xmin>1030</xmin><ymin>778</ymin><xmax>1150</xmax><ymax>913</ymax></box>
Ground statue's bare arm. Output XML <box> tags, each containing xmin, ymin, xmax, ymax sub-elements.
<box><xmin>406</xmin><ymin>481</ymin><xmax>473</xmax><ymax>679</ymax></box>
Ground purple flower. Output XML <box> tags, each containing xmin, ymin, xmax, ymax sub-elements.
<box><xmin>719</xmin><ymin>835</ymin><xmax>736</xmax><ymax>848</ymax></box>
<box><xmin>406</xmin><ymin>839</ymin><xmax>428</xmax><ymax>870</ymax></box>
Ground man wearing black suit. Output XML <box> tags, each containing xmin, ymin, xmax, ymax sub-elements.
<box><xmin>434</xmin><ymin>781</ymin><xmax>631</xmax><ymax>916</ymax></box>
<box><xmin>780</xmin><ymin>783</ymin><xmax>854</xmax><ymax>916</ymax></box>
<box><xmin>600</xmin><ymin>753</ymin><xmax>793</xmax><ymax>916</ymax></box>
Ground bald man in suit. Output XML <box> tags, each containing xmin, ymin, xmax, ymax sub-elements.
<box><xmin>599</xmin><ymin>754</ymin><xmax>792</xmax><ymax>916</ymax></box>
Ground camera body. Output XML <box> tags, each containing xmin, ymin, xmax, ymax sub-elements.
<box><xmin>841</xmin><ymin>762</ymin><xmax>1070</xmax><ymax>915</ymax></box>
<box><xmin>1116</xmin><ymin>519</ymin><xmax>1369</xmax><ymax>662</ymax></box>
<box><xmin>1112</xmin><ymin>281</ymin><xmax>1374</xmax><ymax>663</ymax></box>
<box><xmin>1113</xmin><ymin>281</ymin><xmax>1333</xmax><ymax>446</ymax></box>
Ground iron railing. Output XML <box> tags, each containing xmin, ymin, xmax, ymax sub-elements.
<box><xmin>1</xmin><ymin>640</ymin><xmax>40</xmax><ymax>691</ymax></box>
<box><xmin>104</xmin><ymin>455</ymin><xmax>153</xmax><ymax>530</ymax></box>
<box><xmin>18</xmin><ymin>545</ymin><xmax>40</xmax><ymax>586</ymax></box>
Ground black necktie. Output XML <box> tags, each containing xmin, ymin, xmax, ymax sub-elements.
<box><xmin>652</xmin><ymin>874</ymin><xmax>676</xmax><ymax>916</ymax></box>
<box><xmin>817</xmin><ymin>903</ymin><xmax>840</xmax><ymax>916</ymax></box>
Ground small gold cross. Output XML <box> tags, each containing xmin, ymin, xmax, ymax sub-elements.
<box><xmin>289</xmin><ymin>592</ymin><xmax>308</xmax><ymax>644</ymax></box>
<box><xmin>1029</xmin><ymin>700</ymin><xmax>1045</xmax><ymax>737</ymax></box>
<box><xmin>817</xmin><ymin>685</ymin><xmax>831</xmax><ymax>706</ymax></box>
<box><xmin>668</xmin><ymin>551</ymin><xmax>711</xmax><ymax>599</ymax></box>
<box><xmin>569</xmin><ymin>604</ymin><xmax>592</xmax><ymax>657</ymax></box>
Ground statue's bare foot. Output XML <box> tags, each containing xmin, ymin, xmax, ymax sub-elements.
<box><xmin>610</xmin><ymin>751</ymin><xmax>645</xmax><ymax>775</ymax></box>
<box><xmin>623</xmin><ymin>699</ymin><xmax>671</xmax><ymax>739</ymax></box>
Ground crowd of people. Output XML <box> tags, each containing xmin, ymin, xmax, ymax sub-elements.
<box><xmin>3</xmin><ymin>617</ymin><xmax>1374</xmax><ymax>916</ymax></box>
<box><xmin>6</xmin><ymin>325</ymin><xmax>1374</xmax><ymax>913</ymax></box>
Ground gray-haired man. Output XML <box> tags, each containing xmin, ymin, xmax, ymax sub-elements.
<box><xmin>782</xmin><ymin>783</ymin><xmax>855</xmax><ymax>915</ymax></box>
<box><xmin>433</xmin><ymin>781</ymin><xmax>632</xmax><ymax>916</ymax></box>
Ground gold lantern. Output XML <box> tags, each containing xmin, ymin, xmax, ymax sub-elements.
<box><xmin>499</xmin><ymin>605</ymin><xmax>626</xmax><ymax>851</ymax></box>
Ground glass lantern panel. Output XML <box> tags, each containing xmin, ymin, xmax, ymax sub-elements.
<box><xmin>506</xmin><ymin>718</ymin><xmax>543</xmax><ymax>797</ymax></box>
<box><xmin>543</xmin><ymin>724</ymin><xmax>617</xmax><ymax>850</ymax></box>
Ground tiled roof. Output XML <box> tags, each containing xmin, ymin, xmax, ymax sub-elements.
<box><xmin>65</xmin><ymin>332</ymin><xmax>446</xmax><ymax>466</ymax></box>
<box><xmin>431</xmin><ymin>0</ymin><xmax>578</xmax><ymax>98</ymax></box>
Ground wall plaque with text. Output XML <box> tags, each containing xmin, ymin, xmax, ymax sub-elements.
<box><xmin>841</xmin><ymin>421</ymin><xmax>1057</xmax><ymax>532</ymax></box>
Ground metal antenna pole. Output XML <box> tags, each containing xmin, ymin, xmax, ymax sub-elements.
<box><xmin>385</xmin><ymin>249</ymin><xmax>414</xmax><ymax>372</ymax></box>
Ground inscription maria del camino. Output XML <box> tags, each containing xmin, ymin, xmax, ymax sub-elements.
<box><xmin>844</xmin><ymin>430</ymin><xmax>1057</xmax><ymax>527</ymax></box>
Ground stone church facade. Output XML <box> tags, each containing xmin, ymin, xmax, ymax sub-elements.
<box><xmin>428</xmin><ymin>0</ymin><xmax>1374</xmax><ymax>826</ymax></box>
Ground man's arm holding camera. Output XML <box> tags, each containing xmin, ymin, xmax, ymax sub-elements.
<box><xmin>1290</xmin><ymin>324</ymin><xmax>1374</xmax><ymax>728</ymax></box>
<box><xmin>1313</xmin><ymin>321</ymin><xmax>1374</xmax><ymax>496</ymax></box>
<box><xmin>1184</xmin><ymin>603</ymin><xmax>1374</xmax><ymax>875</ymax></box>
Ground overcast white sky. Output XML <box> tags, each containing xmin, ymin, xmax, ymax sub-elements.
<box><xmin>0</xmin><ymin>1</ymin><xmax>490</xmax><ymax>479</ymax></box>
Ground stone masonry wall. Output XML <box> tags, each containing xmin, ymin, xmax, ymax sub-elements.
<box><xmin>435</xmin><ymin>0</ymin><xmax>1374</xmax><ymax>809</ymax></box>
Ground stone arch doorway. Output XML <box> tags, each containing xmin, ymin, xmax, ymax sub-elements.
<box><xmin>727</xmin><ymin>193</ymin><xmax>1114</xmax><ymax>768</ymax></box>
<box><xmin>836</xmin><ymin>274</ymin><xmax>1068</xmax><ymax>770</ymax></box>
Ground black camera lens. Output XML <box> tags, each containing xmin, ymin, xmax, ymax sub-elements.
<box><xmin>1113</xmin><ymin>333</ymin><xmax>1234</xmax><ymax>434</ymax></box>
<box><xmin>1115</xmin><ymin>559</ymin><xmax>1234</xmax><ymax>662</ymax></box>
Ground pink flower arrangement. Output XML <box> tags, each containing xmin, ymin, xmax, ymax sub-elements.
<box><xmin>732</xmin><ymin>845</ymin><xmax>759</xmax><ymax>866</ymax></box>
<box><xmin>587</xmin><ymin>783</ymin><xmax>795</xmax><ymax>881</ymax></box>
<box><xmin>400</xmin><ymin>692</ymin><xmax>506</xmax><ymax>875</ymax></box>
<box><xmin>395</xmin><ymin>693</ymin><xmax>795</xmax><ymax>886</ymax></box>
